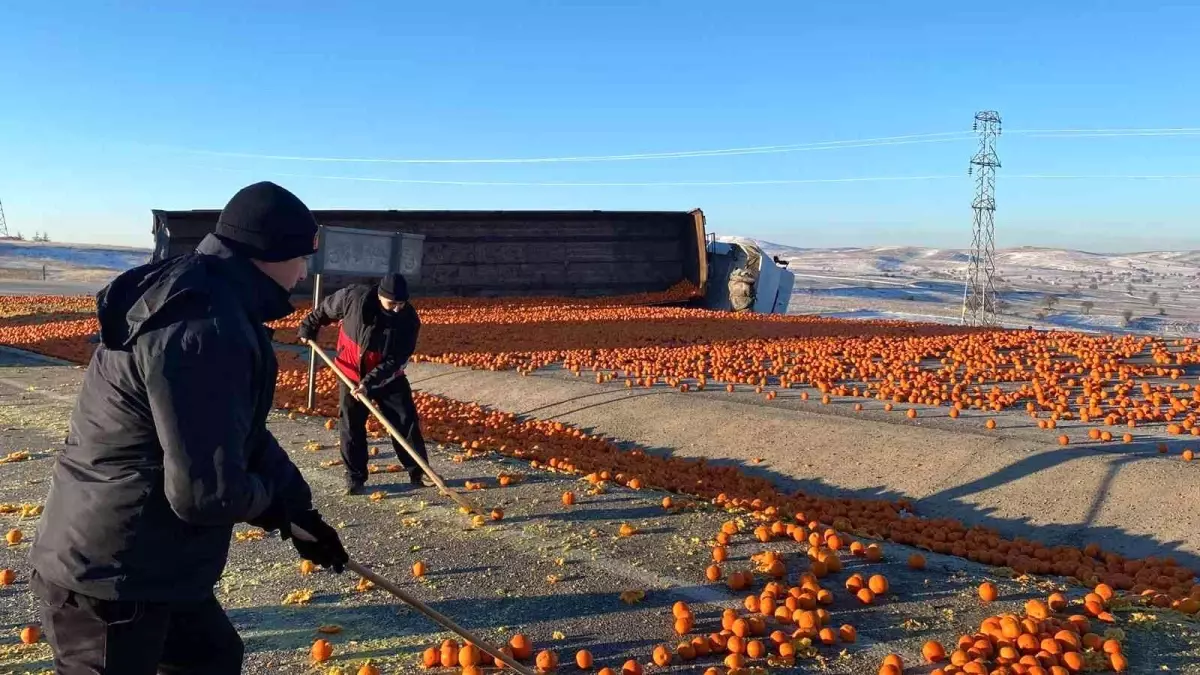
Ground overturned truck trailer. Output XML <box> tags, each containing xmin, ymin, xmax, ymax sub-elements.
<box><xmin>151</xmin><ymin>209</ymin><xmax>708</xmax><ymax>300</ymax></box>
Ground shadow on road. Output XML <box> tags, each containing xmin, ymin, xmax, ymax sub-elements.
<box><xmin>229</xmin><ymin>587</ymin><xmax>691</xmax><ymax>655</ymax></box>
<box><xmin>534</xmin><ymin>414</ymin><xmax>1200</xmax><ymax>573</ymax></box>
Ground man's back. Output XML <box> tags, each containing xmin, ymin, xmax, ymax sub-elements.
<box><xmin>31</xmin><ymin>234</ymin><xmax>294</xmax><ymax>602</ymax></box>
<box><xmin>26</xmin><ymin>181</ymin><xmax>350</xmax><ymax>675</ymax></box>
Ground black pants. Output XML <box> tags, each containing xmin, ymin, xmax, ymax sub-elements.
<box><xmin>340</xmin><ymin>376</ymin><xmax>428</xmax><ymax>483</ymax></box>
<box><xmin>31</xmin><ymin>571</ymin><xmax>243</xmax><ymax>675</ymax></box>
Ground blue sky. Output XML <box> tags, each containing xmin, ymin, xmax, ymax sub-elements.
<box><xmin>2</xmin><ymin>1</ymin><xmax>1198</xmax><ymax>251</ymax></box>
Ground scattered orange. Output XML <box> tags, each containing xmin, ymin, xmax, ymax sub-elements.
<box><xmin>311</xmin><ymin>639</ymin><xmax>333</xmax><ymax>663</ymax></box>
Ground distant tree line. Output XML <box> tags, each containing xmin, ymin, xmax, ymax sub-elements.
<box><xmin>9</xmin><ymin>231</ymin><xmax>51</xmax><ymax>242</ymax></box>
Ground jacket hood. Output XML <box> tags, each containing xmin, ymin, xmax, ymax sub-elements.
<box><xmin>96</xmin><ymin>234</ymin><xmax>296</xmax><ymax>349</ymax></box>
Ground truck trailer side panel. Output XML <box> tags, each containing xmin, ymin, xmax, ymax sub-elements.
<box><xmin>152</xmin><ymin>209</ymin><xmax>707</xmax><ymax>299</ymax></box>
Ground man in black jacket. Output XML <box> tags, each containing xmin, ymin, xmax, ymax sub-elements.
<box><xmin>297</xmin><ymin>273</ymin><xmax>430</xmax><ymax>494</ymax></box>
<box><xmin>28</xmin><ymin>182</ymin><xmax>349</xmax><ymax>675</ymax></box>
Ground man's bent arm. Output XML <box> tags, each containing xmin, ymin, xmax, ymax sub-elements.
<box><xmin>141</xmin><ymin>322</ymin><xmax>273</xmax><ymax>526</ymax></box>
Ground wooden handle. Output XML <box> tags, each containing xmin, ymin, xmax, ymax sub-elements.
<box><xmin>290</xmin><ymin>525</ymin><xmax>535</xmax><ymax>675</ymax></box>
<box><xmin>302</xmin><ymin>339</ymin><xmax>481</xmax><ymax>515</ymax></box>
<box><xmin>346</xmin><ymin>561</ymin><xmax>536</xmax><ymax>675</ymax></box>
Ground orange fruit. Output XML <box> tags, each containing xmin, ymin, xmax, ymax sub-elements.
<box><xmin>311</xmin><ymin>639</ymin><xmax>333</xmax><ymax>663</ymax></box>
<box><xmin>510</xmin><ymin>635</ymin><xmax>534</xmax><ymax>660</ymax></box>
<box><xmin>535</xmin><ymin>650</ymin><xmax>559</xmax><ymax>673</ymax></box>
<box><xmin>923</xmin><ymin>640</ymin><xmax>946</xmax><ymax>663</ymax></box>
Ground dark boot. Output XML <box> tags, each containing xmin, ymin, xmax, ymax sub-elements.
<box><xmin>344</xmin><ymin>474</ymin><xmax>366</xmax><ymax>496</ymax></box>
<box><xmin>409</xmin><ymin>468</ymin><xmax>434</xmax><ymax>487</ymax></box>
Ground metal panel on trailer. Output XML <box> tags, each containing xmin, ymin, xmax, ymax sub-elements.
<box><xmin>151</xmin><ymin>209</ymin><xmax>707</xmax><ymax>299</ymax></box>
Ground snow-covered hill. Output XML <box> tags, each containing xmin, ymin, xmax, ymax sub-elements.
<box><xmin>716</xmin><ymin>236</ymin><xmax>1200</xmax><ymax>280</ymax></box>
<box><xmin>714</xmin><ymin>236</ymin><xmax>1200</xmax><ymax>335</ymax></box>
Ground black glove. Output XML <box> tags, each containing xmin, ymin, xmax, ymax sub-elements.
<box><xmin>296</xmin><ymin>323</ymin><xmax>318</xmax><ymax>342</ymax></box>
<box><xmin>284</xmin><ymin>509</ymin><xmax>349</xmax><ymax>573</ymax></box>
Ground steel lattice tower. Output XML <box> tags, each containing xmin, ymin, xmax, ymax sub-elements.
<box><xmin>0</xmin><ymin>199</ymin><xmax>8</xmax><ymax>238</ymax></box>
<box><xmin>961</xmin><ymin>111</ymin><xmax>1001</xmax><ymax>326</ymax></box>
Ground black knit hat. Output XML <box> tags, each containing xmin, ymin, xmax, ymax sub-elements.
<box><xmin>378</xmin><ymin>273</ymin><xmax>409</xmax><ymax>302</ymax></box>
<box><xmin>214</xmin><ymin>182</ymin><xmax>319</xmax><ymax>262</ymax></box>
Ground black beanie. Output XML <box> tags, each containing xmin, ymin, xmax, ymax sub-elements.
<box><xmin>214</xmin><ymin>182</ymin><xmax>319</xmax><ymax>262</ymax></box>
<box><xmin>378</xmin><ymin>273</ymin><xmax>409</xmax><ymax>302</ymax></box>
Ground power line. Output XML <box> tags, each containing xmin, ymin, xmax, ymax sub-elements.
<box><xmin>1005</xmin><ymin>127</ymin><xmax>1200</xmax><ymax>135</ymax></box>
<box><xmin>1008</xmin><ymin>173</ymin><xmax>1200</xmax><ymax>179</ymax></box>
<box><xmin>155</xmin><ymin>131</ymin><xmax>973</xmax><ymax>165</ymax></box>
<box><xmin>196</xmin><ymin>166</ymin><xmax>961</xmax><ymax>186</ymax></box>
<box><xmin>154</xmin><ymin>126</ymin><xmax>1200</xmax><ymax>166</ymax></box>
<box><xmin>0</xmin><ymin>199</ymin><xmax>8</xmax><ymax>238</ymax></box>
<box><xmin>197</xmin><ymin>165</ymin><xmax>1200</xmax><ymax>188</ymax></box>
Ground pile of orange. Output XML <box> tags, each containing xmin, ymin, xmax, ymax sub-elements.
<box><xmin>613</xmin><ymin>513</ymin><xmax>1163</xmax><ymax>674</ymax></box>
<box><xmin>262</xmin><ymin>298</ymin><xmax>1200</xmax><ymax>430</ymax></box>
<box><xmin>0</xmin><ymin>294</ymin><xmax>98</xmax><ymax>363</ymax></box>
<box><xmin>11</xmin><ymin>292</ymin><xmax>1200</xmax><ymax>431</ymax></box>
<box><xmin>271</xmin><ymin>349</ymin><xmax>1200</xmax><ymax>603</ymax></box>
<box><xmin>922</xmin><ymin>584</ymin><xmax>1133</xmax><ymax>674</ymax></box>
<box><xmin>4</xmin><ymin>294</ymin><xmax>1199</xmax><ymax>603</ymax></box>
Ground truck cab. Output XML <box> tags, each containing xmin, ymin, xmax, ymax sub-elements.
<box><xmin>703</xmin><ymin>236</ymin><xmax>795</xmax><ymax>314</ymax></box>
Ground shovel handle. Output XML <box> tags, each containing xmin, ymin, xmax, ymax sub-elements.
<box><xmin>290</xmin><ymin>525</ymin><xmax>535</xmax><ymax>675</ymax></box>
<box><xmin>302</xmin><ymin>339</ymin><xmax>481</xmax><ymax>514</ymax></box>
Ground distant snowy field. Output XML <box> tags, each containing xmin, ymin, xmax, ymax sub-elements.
<box><xmin>0</xmin><ymin>240</ymin><xmax>150</xmax><ymax>271</ymax></box>
<box><xmin>716</xmin><ymin>236</ymin><xmax>1200</xmax><ymax>336</ymax></box>
<box><xmin>0</xmin><ymin>239</ymin><xmax>151</xmax><ymax>292</ymax></box>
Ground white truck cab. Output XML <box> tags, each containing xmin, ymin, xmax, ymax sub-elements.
<box><xmin>703</xmin><ymin>236</ymin><xmax>795</xmax><ymax>314</ymax></box>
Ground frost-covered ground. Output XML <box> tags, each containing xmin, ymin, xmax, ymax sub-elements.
<box><xmin>0</xmin><ymin>239</ymin><xmax>150</xmax><ymax>286</ymax></box>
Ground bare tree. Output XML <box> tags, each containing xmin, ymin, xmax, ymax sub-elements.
<box><xmin>1121</xmin><ymin>309</ymin><xmax>1134</xmax><ymax>326</ymax></box>
<box><xmin>1043</xmin><ymin>294</ymin><xmax>1059</xmax><ymax>309</ymax></box>
<box><xmin>1080</xmin><ymin>300</ymin><xmax>1095</xmax><ymax>316</ymax></box>
<box><xmin>1148</xmin><ymin>291</ymin><xmax>1160</xmax><ymax>307</ymax></box>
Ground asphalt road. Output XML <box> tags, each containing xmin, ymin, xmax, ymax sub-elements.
<box><xmin>1</xmin><ymin>354</ymin><xmax>1197</xmax><ymax>674</ymax></box>
<box><xmin>404</xmin><ymin>363</ymin><xmax>1200</xmax><ymax>567</ymax></box>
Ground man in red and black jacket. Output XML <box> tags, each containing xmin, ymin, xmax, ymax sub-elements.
<box><xmin>297</xmin><ymin>273</ymin><xmax>431</xmax><ymax>494</ymax></box>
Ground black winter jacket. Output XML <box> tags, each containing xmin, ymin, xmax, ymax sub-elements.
<box><xmin>298</xmin><ymin>283</ymin><xmax>420</xmax><ymax>395</ymax></box>
<box><xmin>29</xmin><ymin>234</ymin><xmax>314</xmax><ymax>601</ymax></box>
